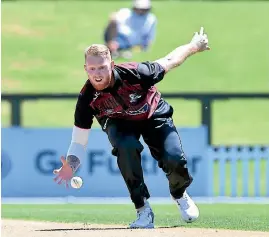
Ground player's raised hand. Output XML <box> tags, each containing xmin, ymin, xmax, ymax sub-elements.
<box><xmin>190</xmin><ymin>26</ymin><xmax>210</xmax><ymax>52</ymax></box>
<box><xmin>53</xmin><ymin>156</ymin><xmax>73</xmax><ymax>188</ymax></box>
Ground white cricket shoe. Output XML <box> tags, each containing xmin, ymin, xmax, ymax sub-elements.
<box><xmin>129</xmin><ymin>206</ymin><xmax>154</xmax><ymax>229</ymax></box>
<box><xmin>172</xmin><ymin>191</ymin><xmax>199</xmax><ymax>223</ymax></box>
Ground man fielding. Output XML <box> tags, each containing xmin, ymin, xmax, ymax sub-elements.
<box><xmin>53</xmin><ymin>27</ymin><xmax>210</xmax><ymax>229</ymax></box>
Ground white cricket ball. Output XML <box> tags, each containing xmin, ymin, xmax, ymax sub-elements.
<box><xmin>70</xmin><ymin>176</ymin><xmax>83</xmax><ymax>189</ymax></box>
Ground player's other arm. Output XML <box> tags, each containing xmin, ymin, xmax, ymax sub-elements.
<box><xmin>155</xmin><ymin>27</ymin><xmax>210</xmax><ymax>74</ymax></box>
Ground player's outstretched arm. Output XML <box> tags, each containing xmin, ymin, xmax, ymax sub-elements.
<box><xmin>155</xmin><ymin>27</ymin><xmax>210</xmax><ymax>73</ymax></box>
<box><xmin>53</xmin><ymin>80</ymin><xmax>93</xmax><ymax>188</ymax></box>
<box><xmin>53</xmin><ymin>126</ymin><xmax>89</xmax><ymax>188</ymax></box>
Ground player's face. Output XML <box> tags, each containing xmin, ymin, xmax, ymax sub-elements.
<box><xmin>84</xmin><ymin>55</ymin><xmax>114</xmax><ymax>91</ymax></box>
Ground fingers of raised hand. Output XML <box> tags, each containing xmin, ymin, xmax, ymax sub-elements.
<box><xmin>199</xmin><ymin>26</ymin><xmax>204</xmax><ymax>36</ymax></box>
<box><xmin>54</xmin><ymin>174</ymin><xmax>61</xmax><ymax>183</ymax></box>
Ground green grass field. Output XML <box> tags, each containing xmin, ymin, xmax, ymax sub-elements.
<box><xmin>2</xmin><ymin>204</ymin><xmax>269</xmax><ymax>231</ymax></box>
<box><xmin>2</xmin><ymin>1</ymin><xmax>269</xmax><ymax>144</ymax></box>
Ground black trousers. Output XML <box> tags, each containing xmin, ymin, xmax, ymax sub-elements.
<box><xmin>100</xmin><ymin>116</ymin><xmax>193</xmax><ymax>209</ymax></box>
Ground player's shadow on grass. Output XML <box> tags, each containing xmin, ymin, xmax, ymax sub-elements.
<box><xmin>36</xmin><ymin>226</ymin><xmax>178</xmax><ymax>231</ymax></box>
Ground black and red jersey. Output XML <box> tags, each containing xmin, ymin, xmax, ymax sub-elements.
<box><xmin>75</xmin><ymin>61</ymin><xmax>173</xmax><ymax>129</ymax></box>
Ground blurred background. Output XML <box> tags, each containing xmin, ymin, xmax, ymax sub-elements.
<box><xmin>1</xmin><ymin>0</ymin><xmax>269</xmax><ymax>201</ymax></box>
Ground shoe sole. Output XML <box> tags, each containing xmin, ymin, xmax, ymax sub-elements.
<box><xmin>183</xmin><ymin>218</ymin><xmax>197</xmax><ymax>223</ymax></box>
<box><xmin>182</xmin><ymin>216</ymin><xmax>199</xmax><ymax>223</ymax></box>
<box><xmin>129</xmin><ymin>223</ymin><xmax>154</xmax><ymax>229</ymax></box>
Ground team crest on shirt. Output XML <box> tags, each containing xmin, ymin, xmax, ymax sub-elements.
<box><xmin>93</xmin><ymin>92</ymin><xmax>100</xmax><ymax>101</ymax></box>
<box><xmin>129</xmin><ymin>93</ymin><xmax>142</xmax><ymax>103</ymax></box>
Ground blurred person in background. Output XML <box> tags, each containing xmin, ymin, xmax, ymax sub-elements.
<box><xmin>103</xmin><ymin>0</ymin><xmax>157</xmax><ymax>59</ymax></box>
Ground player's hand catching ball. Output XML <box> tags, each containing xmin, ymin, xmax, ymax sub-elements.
<box><xmin>190</xmin><ymin>26</ymin><xmax>210</xmax><ymax>52</ymax></box>
<box><xmin>53</xmin><ymin>156</ymin><xmax>73</xmax><ymax>188</ymax></box>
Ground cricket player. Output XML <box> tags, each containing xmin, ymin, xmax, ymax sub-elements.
<box><xmin>104</xmin><ymin>0</ymin><xmax>157</xmax><ymax>59</ymax></box>
<box><xmin>53</xmin><ymin>27</ymin><xmax>210</xmax><ymax>229</ymax></box>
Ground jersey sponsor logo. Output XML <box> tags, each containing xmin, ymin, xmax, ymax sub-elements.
<box><xmin>99</xmin><ymin>103</ymin><xmax>149</xmax><ymax>118</ymax></box>
<box><xmin>105</xmin><ymin>109</ymin><xmax>114</xmax><ymax>115</ymax></box>
<box><xmin>126</xmin><ymin>103</ymin><xmax>149</xmax><ymax>115</ymax></box>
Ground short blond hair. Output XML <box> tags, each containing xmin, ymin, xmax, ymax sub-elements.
<box><xmin>84</xmin><ymin>44</ymin><xmax>111</xmax><ymax>61</ymax></box>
